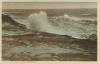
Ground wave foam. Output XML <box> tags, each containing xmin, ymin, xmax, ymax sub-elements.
<box><xmin>7</xmin><ymin>11</ymin><xmax>96</xmax><ymax>39</ymax></box>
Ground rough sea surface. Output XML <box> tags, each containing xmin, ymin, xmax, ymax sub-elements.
<box><xmin>2</xmin><ymin>9</ymin><xmax>97</xmax><ymax>61</ymax></box>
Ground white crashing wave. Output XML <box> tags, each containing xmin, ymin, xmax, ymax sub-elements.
<box><xmin>7</xmin><ymin>11</ymin><xmax>96</xmax><ymax>39</ymax></box>
<box><xmin>28</xmin><ymin>11</ymin><xmax>67</xmax><ymax>35</ymax></box>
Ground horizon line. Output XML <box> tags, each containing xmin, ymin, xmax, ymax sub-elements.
<box><xmin>2</xmin><ymin>1</ymin><xmax>97</xmax><ymax>3</ymax></box>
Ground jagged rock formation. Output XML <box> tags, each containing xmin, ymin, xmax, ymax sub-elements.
<box><xmin>2</xmin><ymin>14</ymin><xmax>26</xmax><ymax>30</ymax></box>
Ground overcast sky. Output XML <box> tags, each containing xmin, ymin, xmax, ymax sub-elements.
<box><xmin>3</xmin><ymin>0</ymin><xmax>97</xmax><ymax>2</ymax></box>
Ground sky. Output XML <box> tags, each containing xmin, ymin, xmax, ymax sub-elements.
<box><xmin>3</xmin><ymin>0</ymin><xmax>97</xmax><ymax>2</ymax></box>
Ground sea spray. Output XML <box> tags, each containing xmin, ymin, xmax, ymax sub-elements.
<box><xmin>28</xmin><ymin>11</ymin><xmax>67</xmax><ymax>35</ymax></box>
<box><xmin>5</xmin><ymin>11</ymin><xmax>96</xmax><ymax>39</ymax></box>
<box><xmin>28</xmin><ymin>11</ymin><xmax>96</xmax><ymax>39</ymax></box>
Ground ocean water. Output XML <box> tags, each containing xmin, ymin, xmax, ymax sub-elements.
<box><xmin>2</xmin><ymin>9</ymin><xmax>97</xmax><ymax>61</ymax></box>
<box><xmin>6</xmin><ymin>11</ymin><xmax>96</xmax><ymax>39</ymax></box>
<box><xmin>4</xmin><ymin>44</ymin><xmax>86</xmax><ymax>57</ymax></box>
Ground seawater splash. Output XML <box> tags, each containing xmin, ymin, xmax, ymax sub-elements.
<box><xmin>6</xmin><ymin>11</ymin><xmax>96</xmax><ymax>39</ymax></box>
<box><xmin>28</xmin><ymin>11</ymin><xmax>96</xmax><ymax>39</ymax></box>
<box><xmin>28</xmin><ymin>11</ymin><xmax>67</xmax><ymax>35</ymax></box>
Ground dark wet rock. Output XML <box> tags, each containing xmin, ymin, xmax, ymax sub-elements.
<box><xmin>88</xmin><ymin>34</ymin><xmax>97</xmax><ymax>41</ymax></box>
<box><xmin>2</xmin><ymin>14</ymin><xmax>26</xmax><ymax>30</ymax></box>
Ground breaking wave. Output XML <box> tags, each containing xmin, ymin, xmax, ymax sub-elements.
<box><xmin>9</xmin><ymin>11</ymin><xmax>96</xmax><ymax>39</ymax></box>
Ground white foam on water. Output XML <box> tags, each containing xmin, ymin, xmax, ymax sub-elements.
<box><xmin>28</xmin><ymin>11</ymin><xmax>96</xmax><ymax>39</ymax></box>
<box><xmin>7</xmin><ymin>11</ymin><xmax>96</xmax><ymax>39</ymax></box>
<box><xmin>28</xmin><ymin>11</ymin><xmax>67</xmax><ymax>35</ymax></box>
